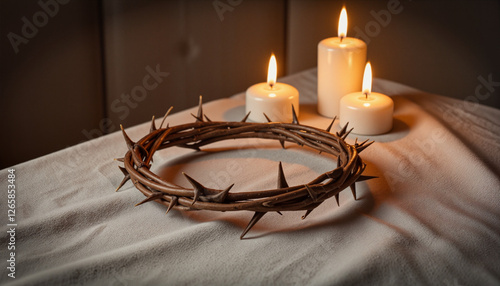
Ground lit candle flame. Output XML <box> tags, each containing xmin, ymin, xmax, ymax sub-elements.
<box><xmin>338</xmin><ymin>7</ymin><xmax>347</xmax><ymax>41</ymax></box>
<box><xmin>362</xmin><ymin>62</ymin><xmax>372</xmax><ymax>98</ymax></box>
<box><xmin>267</xmin><ymin>54</ymin><xmax>277</xmax><ymax>88</ymax></box>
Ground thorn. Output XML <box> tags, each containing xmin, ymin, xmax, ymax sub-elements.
<box><xmin>180</xmin><ymin>144</ymin><xmax>201</xmax><ymax>151</ymax></box>
<box><xmin>350</xmin><ymin>184</ymin><xmax>357</xmax><ymax>200</ymax></box>
<box><xmin>356</xmin><ymin>138</ymin><xmax>370</xmax><ymax>147</ymax></box>
<box><xmin>190</xmin><ymin>113</ymin><xmax>204</xmax><ymax>122</ymax></box>
<box><xmin>115</xmin><ymin>166</ymin><xmax>130</xmax><ymax>191</ymax></box>
<box><xmin>183</xmin><ymin>172</ymin><xmax>206</xmax><ymax>205</ymax></box>
<box><xmin>120</xmin><ymin>125</ymin><xmax>134</xmax><ymax>151</ymax></box>
<box><xmin>337</xmin><ymin>122</ymin><xmax>349</xmax><ymax>137</ymax></box>
<box><xmin>240</xmin><ymin>212</ymin><xmax>266</xmax><ymax>239</ymax></box>
<box><xmin>150</xmin><ymin>115</ymin><xmax>156</xmax><ymax>132</ymax></box>
<box><xmin>305</xmin><ymin>184</ymin><xmax>317</xmax><ymax>202</ymax></box>
<box><xmin>335</xmin><ymin>193</ymin><xmax>340</xmax><ymax>206</ymax></box>
<box><xmin>356</xmin><ymin>175</ymin><xmax>378</xmax><ymax>182</ymax></box>
<box><xmin>263</xmin><ymin>113</ymin><xmax>272</xmax><ymax>122</ymax></box>
<box><xmin>204</xmin><ymin>114</ymin><xmax>212</xmax><ymax>122</ymax></box>
<box><xmin>342</xmin><ymin>128</ymin><xmax>354</xmax><ymax>140</ymax></box>
<box><xmin>277</xmin><ymin>162</ymin><xmax>289</xmax><ymax>189</ymax></box>
<box><xmin>166</xmin><ymin>196</ymin><xmax>178</xmax><ymax>214</ymax></box>
<box><xmin>301</xmin><ymin>209</ymin><xmax>313</xmax><ymax>220</ymax></box>
<box><xmin>276</xmin><ymin>211</ymin><xmax>283</xmax><ymax>215</ymax></box>
<box><xmin>118</xmin><ymin>166</ymin><xmax>128</xmax><ymax>176</ymax></box>
<box><xmin>356</xmin><ymin>141</ymin><xmax>374</xmax><ymax>153</ymax></box>
<box><xmin>135</xmin><ymin>192</ymin><xmax>163</xmax><ymax>206</ymax></box>
<box><xmin>279</xmin><ymin>139</ymin><xmax>286</xmax><ymax>149</ymax></box>
<box><xmin>326</xmin><ymin>116</ymin><xmax>337</xmax><ymax>132</ymax></box>
<box><xmin>241</xmin><ymin>111</ymin><xmax>251</xmax><ymax>122</ymax></box>
<box><xmin>114</xmin><ymin>157</ymin><xmax>124</xmax><ymax>162</ymax></box>
<box><xmin>196</xmin><ymin>95</ymin><xmax>203</xmax><ymax>122</ymax></box>
<box><xmin>159</xmin><ymin>106</ymin><xmax>174</xmax><ymax>129</ymax></box>
<box><xmin>115</xmin><ymin>173</ymin><xmax>130</xmax><ymax>192</ymax></box>
<box><xmin>291</xmin><ymin>104</ymin><xmax>299</xmax><ymax>124</ymax></box>
<box><xmin>208</xmin><ymin>184</ymin><xmax>234</xmax><ymax>203</ymax></box>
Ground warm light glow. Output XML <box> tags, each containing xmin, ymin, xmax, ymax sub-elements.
<box><xmin>363</xmin><ymin>102</ymin><xmax>371</xmax><ymax>107</ymax></box>
<box><xmin>362</xmin><ymin>62</ymin><xmax>372</xmax><ymax>96</ymax></box>
<box><xmin>269</xmin><ymin>93</ymin><xmax>276</xmax><ymax>98</ymax></box>
<box><xmin>267</xmin><ymin>54</ymin><xmax>277</xmax><ymax>88</ymax></box>
<box><xmin>338</xmin><ymin>7</ymin><xmax>348</xmax><ymax>40</ymax></box>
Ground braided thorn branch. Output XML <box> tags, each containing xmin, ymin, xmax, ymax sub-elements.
<box><xmin>115</xmin><ymin>97</ymin><xmax>375</xmax><ymax>239</ymax></box>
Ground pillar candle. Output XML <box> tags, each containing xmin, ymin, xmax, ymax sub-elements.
<box><xmin>246</xmin><ymin>54</ymin><xmax>299</xmax><ymax>123</ymax></box>
<box><xmin>318</xmin><ymin>7</ymin><xmax>367</xmax><ymax>118</ymax></box>
<box><xmin>340</xmin><ymin>62</ymin><xmax>393</xmax><ymax>135</ymax></box>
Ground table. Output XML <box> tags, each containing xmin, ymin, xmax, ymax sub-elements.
<box><xmin>2</xmin><ymin>69</ymin><xmax>500</xmax><ymax>285</ymax></box>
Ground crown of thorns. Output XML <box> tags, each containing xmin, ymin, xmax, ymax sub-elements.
<box><xmin>115</xmin><ymin>97</ymin><xmax>375</xmax><ymax>239</ymax></box>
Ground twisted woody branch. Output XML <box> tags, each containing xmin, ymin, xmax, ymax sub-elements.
<box><xmin>115</xmin><ymin>97</ymin><xmax>375</xmax><ymax>239</ymax></box>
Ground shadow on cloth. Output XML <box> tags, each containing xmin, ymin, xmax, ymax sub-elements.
<box><xmin>154</xmin><ymin>146</ymin><xmax>393</xmax><ymax>238</ymax></box>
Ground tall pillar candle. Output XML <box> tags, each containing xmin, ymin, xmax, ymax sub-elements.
<box><xmin>318</xmin><ymin>7</ymin><xmax>366</xmax><ymax>118</ymax></box>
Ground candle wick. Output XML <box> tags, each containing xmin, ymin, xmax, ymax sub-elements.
<box><xmin>364</xmin><ymin>91</ymin><xmax>369</xmax><ymax>99</ymax></box>
<box><xmin>340</xmin><ymin>35</ymin><xmax>344</xmax><ymax>43</ymax></box>
<box><xmin>269</xmin><ymin>83</ymin><xmax>274</xmax><ymax>89</ymax></box>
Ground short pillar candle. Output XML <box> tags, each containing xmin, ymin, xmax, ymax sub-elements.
<box><xmin>246</xmin><ymin>54</ymin><xmax>299</xmax><ymax>123</ymax></box>
<box><xmin>340</xmin><ymin>62</ymin><xmax>394</xmax><ymax>135</ymax></box>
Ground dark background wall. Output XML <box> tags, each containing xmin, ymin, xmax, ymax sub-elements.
<box><xmin>1</xmin><ymin>0</ymin><xmax>499</xmax><ymax>169</ymax></box>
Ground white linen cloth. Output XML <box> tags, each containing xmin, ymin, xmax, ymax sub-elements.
<box><xmin>1</xmin><ymin>68</ymin><xmax>500</xmax><ymax>285</ymax></box>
